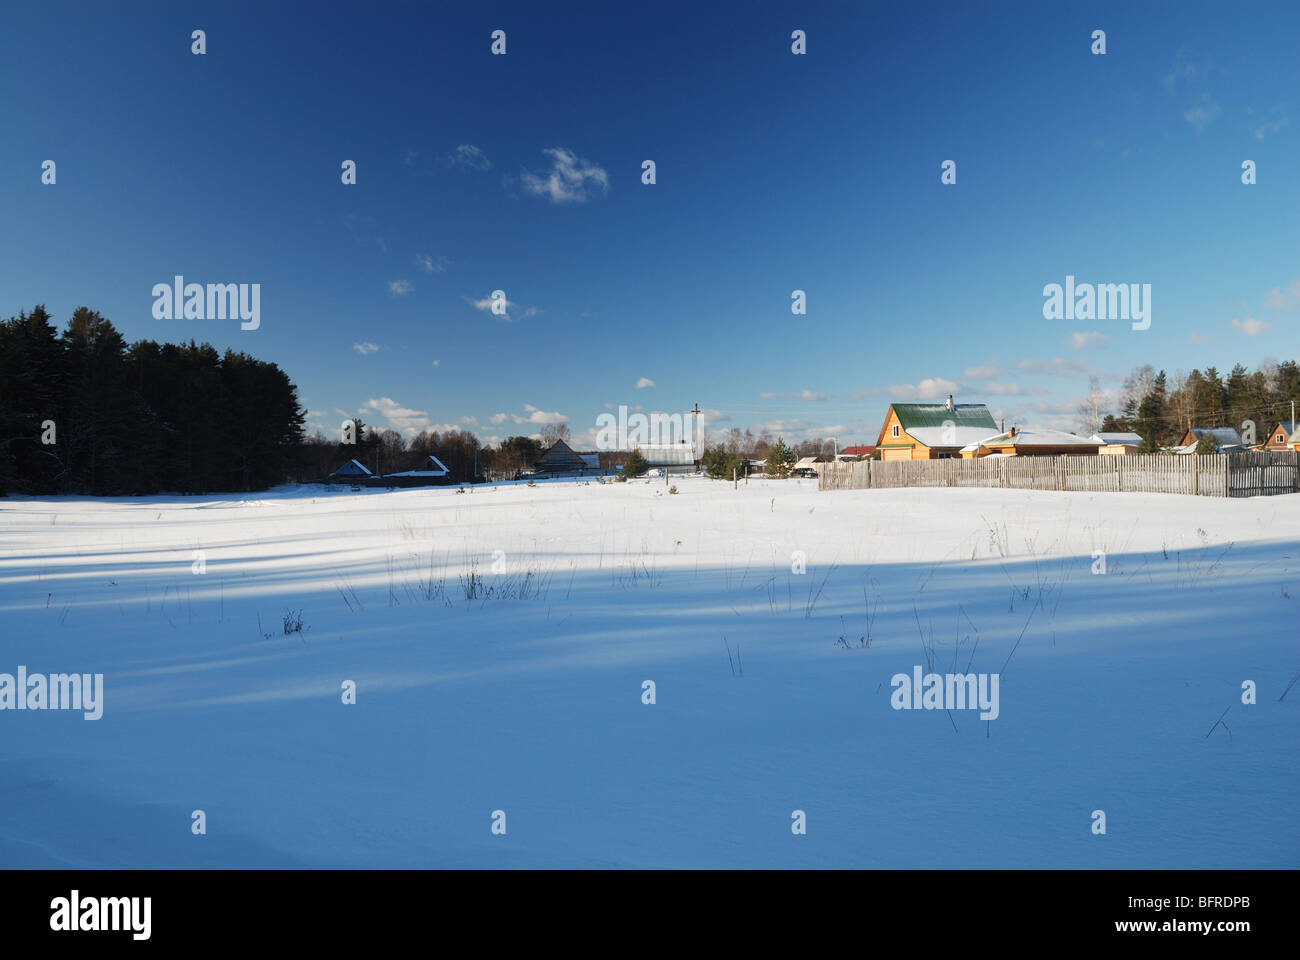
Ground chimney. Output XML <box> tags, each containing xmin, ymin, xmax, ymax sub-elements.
<box><xmin>945</xmin><ymin>394</ymin><xmax>954</xmax><ymax>412</ymax></box>
<box><xmin>1009</xmin><ymin>425</ymin><xmax>1017</xmax><ymax>438</ymax></box>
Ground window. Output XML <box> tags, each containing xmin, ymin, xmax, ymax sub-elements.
<box><xmin>891</xmin><ymin>424</ymin><xmax>900</xmax><ymax>439</ymax></box>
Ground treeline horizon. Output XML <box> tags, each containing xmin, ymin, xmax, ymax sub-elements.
<box><xmin>1096</xmin><ymin>361</ymin><xmax>1300</xmax><ymax>450</ymax></box>
<box><xmin>3</xmin><ymin>305</ymin><xmax>1297</xmax><ymax>495</ymax></box>
<box><xmin>0</xmin><ymin>305</ymin><xmax>306</xmax><ymax>495</ymax></box>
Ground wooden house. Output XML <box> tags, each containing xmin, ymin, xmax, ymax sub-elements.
<box><xmin>960</xmin><ymin>426</ymin><xmax>1101</xmax><ymax>458</ymax></box>
<box><xmin>1263</xmin><ymin>420</ymin><xmax>1298</xmax><ymax>452</ymax></box>
<box><xmin>531</xmin><ymin>439</ymin><xmax>595</xmax><ymax>474</ymax></box>
<box><xmin>1175</xmin><ymin>427</ymin><xmax>1246</xmax><ymax>453</ymax></box>
<box><xmin>876</xmin><ymin>396</ymin><xmax>998</xmax><ymax>460</ymax></box>
<box><xmin>839</xmin><ymin>445</ymin><xmax>876</xmax><ymax>459</ymax></box>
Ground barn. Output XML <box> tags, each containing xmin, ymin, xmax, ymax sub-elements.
<box><xmin>327</xmin><ymin>459</ymin><xmax>372</xmax><ymax>483</ymax></box>
<box><xmin>532</xmin><ymin>439</ymin><xmax>600</xmax><ymax>475</ymax></box>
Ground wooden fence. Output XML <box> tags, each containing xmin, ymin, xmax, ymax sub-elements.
<box><xmin>818</xmin><ymin>451</ymin><xmax>1300</xmax><ymax>498</ymax></box>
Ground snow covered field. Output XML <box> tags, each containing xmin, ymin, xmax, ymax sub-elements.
<box><xmin>1</xmin><ymin>476</ymin><xmax>1296</xmax><ymax>868</ymax></box>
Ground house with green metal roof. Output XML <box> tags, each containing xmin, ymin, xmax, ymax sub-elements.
<box><xmin>875</xmin><ymin>395</ymin><xmax>998</xmax><ymax>460</ymax></box>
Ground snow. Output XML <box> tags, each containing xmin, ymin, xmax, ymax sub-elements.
<box><xmin>1</xmin><ymin>477</ymin><xmax>1296</xmax><ymax>868</ymax></box>
<box><xmin>906</xmin><ymin>426</ymin><xmax>1002</xmax><ymax>447</ymax></box>
<box><xmin>1092</xmin><ymin>432</ymin><xmax>1144</xmax><ymax>446</ymax></box>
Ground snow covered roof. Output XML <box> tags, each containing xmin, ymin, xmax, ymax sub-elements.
<box><xmin>961</xmin><ymin>428</ymin><xmax>1102</xmax><ymax>452</ymax></box>
<box><xmin>329</xmin><ymin>459</ymin><xmax>372</xmax><ymax>477</ymax></box>
<box><xmin>637</xmin><ymin>443</ymin><xmax>699</xmax><ymax>465</ymax></box>
<box><xmin>1091</xmin><ymin>432</ymin><xmax>1143</xmax><ymax>446</ymax></box>
<box><xmin>385</xmin><ymin>455</ymin><xmax>449</xmax><ymax>477</ymax></box>
<box><xmin>909</xmin><ymin>426</ymin><xmax>1006</xmax><ymax>448</ymax></box>
<box><xmin>1187</xmin><ymin>427</ymin><xmax>1244</xmax><ymax>446</ymax></box>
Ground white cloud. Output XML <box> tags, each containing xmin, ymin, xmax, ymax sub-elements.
<box><xmin>511</xmin><ymin>403</ymin><xmax>568</xmax><ymax>425</ymax></box>
<box><xmin>1231</xmin><ymin>316</ymin><xmax>1270</xmax><ymax>337</ymax></box>
<box><xmin>416</xmin><ymin>254</ymin><xmax>449</xmax><ymax>274</ymax></box>
<box><xmin>466</xmin><ymin>293</ymin><xmax>512</xmax><ymax>312</ymax></box>
<box><xmin>636</xmin><ymin>377</ymin><xmax>656</xmax><ymax>389</ymax></box>
<box><xmin>1248</xmin><ymin>106</ymin><xmax>1288</xmax><ymax>140</ymax></box>
<box><xmin>964</xmin><ymin>365</ymin><xmax>1001</xmax><ymax>380</ymax></box>
<box><xmin>521</xmin><ymin>147</ymin><xmax>609</xmax><ymax>204</ymax></box>
<box><xmin>1068</xmin><ymin>330</ymin><xmax>1109</xmax><ymax>350</ymax></box>
<box><xmin>465</xmin><ymin>293</ymin><xmax>536</xmax><ymax>322</ymax></box>
<box><xmin>1188</xmin><ymin>330</ymin><xmax>1209</xmax><ymax>344</ymax></box>
<box><xmin>489</xmin><ymin>413</ymin><xmax>508</xmax><ymax>424</ymax></box>
<box><xmin>1184</xmin><ymin>97</ymin><xmax>1221</xmax><ymax>133</ymax></box>
<box><xmin>359</xmin><ymin>397</ymin><xmax>433</xmax><ymax>437</ymax></box>
<box><xmin>888</xmin><ymin>377</ymin><xmax>961</xmax><ymax>401</ymax></box>
<box><xmin>389</xmin><ymin>279</ymin><xmax>412</xmax><ymax>296</ymax></box>
<box><xmin>1263</xmin><ymin>280</ymin><xmax>1300</xmax><ymax>312</ymax></box>
<box><xmin>445</xmin><ymin>144</ymin><xmax>491</xmax><ymax>170</ymax></box>
<box><xmin>431</xmin><ymin>359</ymin><xmax>440</xmax><ymax>366</ymax></box>
<box><xmin>1016</xmin><ymin>357</ymin><xmax>1093</xmax><ymax>379</ymax></box>
<box><xmin>1161</xmin><ymin>50</ymin><xmax>1199</xmax><ymax>92</ymax></box>
<box><xmin>758</xmin><ymin>389</ymin><xmax>829</xmax><ymax>402</ymax></box>
<box><xmin>352</xmin><ymin>342</ymin><xmax>381</xmax><ymax>355</ymax></box>
<box><xmin>984</xmin><ymin>382</ymin><xmax>1027</xmax><ymax>396</ymax></box>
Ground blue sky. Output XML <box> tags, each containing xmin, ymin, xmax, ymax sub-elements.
<box><xmin>2</xmin><ymin>0</ymin><xmax>1297</xmax><ymax>448</ymax></box>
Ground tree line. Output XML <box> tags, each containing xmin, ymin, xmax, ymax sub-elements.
<box><xmin>0</xmin><ymin>306</ymin><xmax>305</xmax><ymax>495</ymax></box>
<box><xmin>1096</xmin><ymin>360</ymin><xmax>1300</xmax><ymax>450</ymax></box>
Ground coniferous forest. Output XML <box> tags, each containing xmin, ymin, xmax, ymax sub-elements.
<box><xmin>0</xmin><ymin>306</ymin><xmax>305</xmax><ymax>495</ymax></box>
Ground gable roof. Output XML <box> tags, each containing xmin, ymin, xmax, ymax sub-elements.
<box><xmin>879</xmin><ymin>401</ymin><xmax>999</xmax><ymax>450</ymax></box>
<box><xmin>329</xmin><ymin>458</ymin><xmax>372</xmax><ymax>477</ymax></box>
<box><xmin>386</xmin><ymin>455</ymin><xmax>450</xmax><ymax>477</ymax></box>
<box><xmin>1187</xmin><ymin>427</ymin><xmax>1244</xmax><ymax>446</ymax></box>
<box><xmin>1091</xmin><ymin>432</ymin><xmax>1143</xmax><ymax>446</ymax></box>
<box><xmin>892</xmin><ymin>402</ymin><xmax>997</xmax><ymax>431</ymax></box>
<box><xmin>963</xmin><ymin>427</ymin><xmax>1101</xmax><ymax>451</ymax></box>
<box><xmin>840</xmin><ymin>445</ymin><xmax>875</xmax><ymax>456</ymax></box>
<box><xmin>533</xmin><ymin>438</ymin><xmax>588</xmax><ymax>470</ymax></box>
<box><xmin>1267</xmin><ymin>419</ymin><xmax>1298</xmax><ymax>440</ymax></box>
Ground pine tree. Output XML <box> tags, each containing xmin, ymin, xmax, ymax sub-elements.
<box><xmin>765</xmin><ymin>437</ymin><xmax>795</xmax><ymax>478</ymax></box>
<box><xmin>623</xmin><ymin>448</ymin><xmax>649</xmax><ymax>478</ymax></box>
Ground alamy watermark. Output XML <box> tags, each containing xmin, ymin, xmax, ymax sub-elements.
<box><xmin>0</xmin><ymin>666</ymin><xmax>103</xmax><ymax>719</ymax></box>
<box><xmin>50</xmin><ymin>891</ymin><xmax>150</xmax><ymax>940</ymax></box>
<box><xmin>152</xmin><ymin>276</ymin><xmax>260</xmax><ymax>330</ymax></box>
<box><xmin>594</xmin><ymin>404</ymin><xmax>698</xmax><ymax>450</ymax></box>
<box><xmin>1043</xmin><ymin>275</ymin><xmax>1149</xmax><ymax>331</ymax></box>
<box><xmin>891</xmin><ymin>666</ymin><xmax>1000</xmax><ymax>720</ymax></box>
